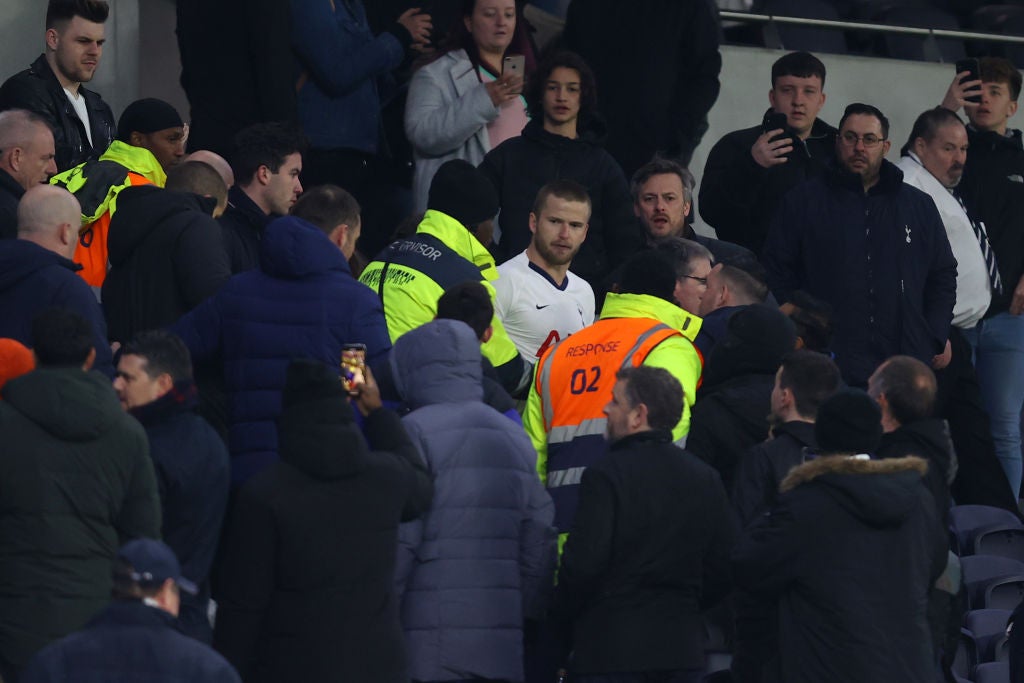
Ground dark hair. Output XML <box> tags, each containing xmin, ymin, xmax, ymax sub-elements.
<box><xmin>716</xmin><ymin>254</ymin><xmax>769</xmax><ymax>304</ymax></box>
<box><xmin>121</xmin><ymin>330</ymin><xmax>193</xmax><ymax>382</ymax></box>
<box><xmin>771</xmin><ymin>51</ymin><xmax>826</xmax><ymax>88</ymax></box>
<box><xmin>630</xmin><ymin>158</ymin><xmax>695</xmax><ymax>204</ymax></box>
<box><xmin>531</xmin><ymin>179</ymin><xmax>591</xmax><ymax>216</ymax></box>
<box><xmin>784</xmin><ymin>290</ymin><xmax>834</xmax><ymax>353</ymax></box>
<box><xmin>870</xmin><ymin>355</ymin><xmax>937</xmax><ymax>425</ymax></box>
<box><xmin>981</xmin><ymin>57</ymin><xmax>1023</xmax><ymax>101</ymax></box>
<box><xmin>617</xmin><ymin>366</ymin><xmax>684</xmax><ymax>431</ymax></box>
<box><xmin>425</xmin><ymin>0</ymin><xmax>535</xmax><ymax>78</ymax></box>
<box><xmin>165</xmin><ymin>161</ymin><xmax>228</xmax><ymax>208</ymax></box>
<box><xmin>290</xmin><ymin>185</ymin><xmax>361</xmax><ymax>236</ymax></box>
<box><xmin>839</xmin><ymin>103</ymin><xmax>890</xmax><ymax>140</ymax></box>
<box><xmin>778</xmin><ymin>350</ymin><xmax>841</xmax><ymax>419</ymax></box>
<box><xmin>46</xmin><ymin>0</ymin><xmax>109</xmax><ymax>28</ymax></box>
<box><xmin>30</xmin><ymin>307</ymin><xmax>93</xmax><ymax>367</ymax></box>
<box><xmin>525</xmin><ymin>50</ymin><xmax>597</xmax><ymax>120</ymax></box>
<box><xmin>231</xmin><ymin>122</ymin><xmax>308</xmax><ymax>186</ymax></box>
<box><xmin>901</xmin><ymin>107</ymin><xmax>964</xmax><ymax>157</ymax></box>
<box><xmin>655</xmin><ymin>237</ymin><xmax>713</xmax><ymax>280</ymax></box>
<box><xmin>436</xmin><ymin>281</ymin><xmax>493</xmax><ymax>340</ymax></box>
<box><xmin>617</xmin><ymin>249</ymin><xmax>679</xmax><ymax>303</ymax></box>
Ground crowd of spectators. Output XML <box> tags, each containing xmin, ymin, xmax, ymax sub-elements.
<box><xmin>4</xmin><ymin>0</ymin><xmax>1024</xmax><ymax>682</ymax></box>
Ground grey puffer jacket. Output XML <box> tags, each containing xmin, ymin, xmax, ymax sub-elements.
<box><xmin>392</xmin><ymin>320</ymin><xmax>557</xmax><ymax>683</ymax></box>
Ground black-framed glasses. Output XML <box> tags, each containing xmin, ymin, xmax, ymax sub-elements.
<box><xmin>682</xmin><ymin>275</ymin><xmax>708</xmax><ymax>286</ymax></box>
<box><xmin>839</xmin><ymin>131</ymin><xmax>885</xmax><ymax>148</ymax></box>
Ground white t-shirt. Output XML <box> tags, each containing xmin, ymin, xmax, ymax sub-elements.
<box><xmin>494</xmin><ymin>251</ymin><xmax>596</xmax><ymax>362</ymax></box>
<box><xmin>64</xmin><ymin>87</ymin><xmax>93</xmax><ymax>146</ymax></box>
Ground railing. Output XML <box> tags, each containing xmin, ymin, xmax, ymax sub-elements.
<box><xmin>719</xmin><ymin>10</ymin><xmax>1024</xmax><ymax>62</ymax></box>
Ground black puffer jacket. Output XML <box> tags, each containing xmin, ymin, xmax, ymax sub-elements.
<box><xmin>0</xmin><ymin>368</ymin><xmax>161</xmax><ymax>680</ymax></box>
<box><xmin>0</xmin><ymin>54</ymin><xmax>115</xmax><ymax>172</ymax></box>
<box><xmin>479</xmin><ymin>118</ymin><xmax>642</xmax><ymax>288</ymax></box>
<box><xmin>103</xmin><ymin>185</ymin><xmax>231</xmax><ymax>343</ymax></box>
<box><xmin>733</xmin><ymin>455</ymin><xmax>947</xmax><ymax>683</ymax></box>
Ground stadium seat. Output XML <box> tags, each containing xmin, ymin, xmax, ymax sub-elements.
<box><xmin>951</xmin><ymin>505</ymin><xmax>1024</xmax><ymax>555</ymax></box>
<box><xmin>875</xmin><ymin>6</ymin><xmax>966</xmax><ymax>61</ymax></box>
<box><xmin>975</xmin><ymin>661</ymin><xmax>1011</xmax><ymax>683</ymax></box>
<box><xmin>961</xmin><ymin>555</ymin><xmax>1024</xmax><ymax>610</ymax></box>
<box><xmin>977</xmin><ymin>526</ymin><xmax>1024</xmax><ymax>563</ymax></box>
<box><xmin>953</xmin><ymin>628</ymin><xmax>977</xmax><ymax>680</ymax></box>
<box><xmin>758</xmin><ymin>0</ymin><xmax>850</xmax><ymax>54</ymax></box>
<box><xmin>965</xmin><ymin>609</ymin><xmax>1013</xmax><ymax>665</ymax></box>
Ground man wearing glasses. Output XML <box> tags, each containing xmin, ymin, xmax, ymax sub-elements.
<box><xmin>762</xmin><ymin>103</ymin><xmax>957</xmax><ymax>388</ymax></box>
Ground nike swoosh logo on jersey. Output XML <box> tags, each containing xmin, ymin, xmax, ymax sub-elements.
<box><xmin>536</xmin><ymin>304</ymin><xmax>551</xmax><ymax>310</ymax></box>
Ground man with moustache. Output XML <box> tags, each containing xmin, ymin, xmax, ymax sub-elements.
<box><xmin>0</xmin><ymin>0</ymin><xmax>115</xmax><ymax>172</ymax></box>
<box><xmin>763</xmin><ymin>103</ymin><xmax>957</xmax><ymax>388</ymax></box>
<box><xmin>494</xmin><ymin>180</ymin><xmax>596</xmax><ymax>365</ymax></box>
<box><xmin>896</xmin><ymin>107</ymin><xmax>1018</xmax><ymax>513</ymax></box>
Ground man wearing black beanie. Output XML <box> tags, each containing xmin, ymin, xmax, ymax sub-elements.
<box><xmin>50</xmin><ymin>97</ymin><xmax>187</xmax><ymax>290</ymax></box>
<box><xmin>733</xmin><ymin>387</ymin><xmax>947</xmax><ymax>683</ymax></box>
<box><xmin>360</xmin><ymin>159</ymin><xmax>528</xmax><ymax>396</ymax></box>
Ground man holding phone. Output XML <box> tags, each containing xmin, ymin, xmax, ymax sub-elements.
<box><xmin>700</xmin><ymin>51</ymin><xmax>837</xmax><ymax>256</ymax></box>
<box><xmin>941</xmin><ymin>57</ymin><xmax>1024</xmax><ymax>499</ymax></box>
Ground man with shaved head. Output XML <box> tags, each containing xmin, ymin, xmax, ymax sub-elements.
<box><xmin>184</xmin><ymin>150</ymin><xmax>234</xmax><ymax>188</ymax></box>
<box><xmin>0</xmin><ymin>109</ymin><xmax>57</xmax><ymax>239</ymax></box>
<box><xmin>0</xmin><ymin>185</ymin><xmax>113</xmax><ymax>375</ymax></box>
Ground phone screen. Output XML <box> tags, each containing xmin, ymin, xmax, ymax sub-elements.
<box><xmin>341</xmin><ymin>343</ymin><xmax>367</xmax><ymax>394</ymax></box>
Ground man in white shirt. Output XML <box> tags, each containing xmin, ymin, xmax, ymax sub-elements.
<box><xmin>495</xmin><ymin>180</ymin><xmax>596</xmax><ymax>364</ymax></box>
<box><xmin>896</xmin><ymin>106</ymin><xmax>1016</xmax><ymax>511</ymax></box>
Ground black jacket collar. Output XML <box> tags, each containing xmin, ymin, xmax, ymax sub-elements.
<box><xmin>0</xmin><ymin>168</ymin><xmax>25</xmax><ymax>200</ymax></box>
<box><xmin>609</xmin><ymin>429</ymin><xmax>674</xmax><ymax>452</ymax></box>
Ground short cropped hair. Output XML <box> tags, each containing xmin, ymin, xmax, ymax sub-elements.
<box><xmin>839</xmin><ymin>103</ymin><xmax>890</xmax><ymax>140</ymax></box>
<box><xmin>617</xmin><ymin>249</ymin><xmax>681</xmax><ymax>304</ymax></box>
<box><xmin>0</xmin><ymin>109</ymin><xmax>53</xmax><ymax>153</ymax></box>
<box><xmin>771</xmin><ymin>51</ymin><xmax>826</xmax><ymax>88</ymax></box>
<box><xmin>617</xmin><ymin>365</ymin><xmax>684</xmax><ymax>431</ymax></box>
<box><xmin>46</xmin><ymin>0</ymin><xmax>109</xmax><ymax>29</ymax></box>
<box><xmin>871</xmin><ymin>355</ymin><xmax>937</xmax><ymax>425</ymax></box>
<box><xmin>231</xmin><ymin>122</ymin><xmax>308</xmax><ymax>186</ymax></box>
<box><xmin>902</xmin><ymin>107</ymin><xmax>965</xmax><ymax>156</ymax></box>
<box><xmin>785</xmin><ymin>290</ymin><xmax>834</xmax><ymax>353</ymax></box>
<box><xmin>717</xmin><ymin>254</ymin><xmax>769</xmax><ymax>304</ymax></box>
<box><xmin>436</xmin><ymin>281</ymin><xmax>493</xmax><ymax>341</ymax></box>
<box><xmin>31</xmin><ymin>307</ymin><xmax>93</xmax><ymax>367</ymax></box>
<box><xmin>981</xmin><ymin>57</ymin><xmax>1023</xmax><ymax>101</ymax></box>
<box><xmin>630</xmin><ymin>158</ymin><xmax>696</xmax><ymax>205</ymax></box>
<box><xmin>526</xmin><ymin>50</ymin><xmax>598</xmax><ymax>121</ymax></box>
<box><xmin>165</xmin><ymin>161</ymin><xmax>228</xmax><ymax>208</ymax></box>
<box><xmin>778</xmin><ymin>350</ymin><xmax>841</xmax><ymax>419</ymax></box>
<box><xmin>290</xmin><ymin>185</ymin><xmax>361</xmax><ymax>236</ymax></box>
<box><xmin>121</xmin><ymin>330</ymin><xmax>193</xmax><ymax>382</ymax></box>
<box><xmin>655</xmin><ymin>237</ymin><xmax>713</xmax><ymax>280</ymax></box>
<box><xmin>532</xmin><ymin>178</ymin><xmax>592</xmax><ymax>217</ymax></box>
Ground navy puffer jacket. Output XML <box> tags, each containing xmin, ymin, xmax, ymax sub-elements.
<box><xmin>392</xmin><ymin>320</ymin><xmax>557</xmax><ymax>683</ymax></box>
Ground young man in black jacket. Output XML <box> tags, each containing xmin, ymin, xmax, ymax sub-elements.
<box><xmin>553</xmin><ymin>365</ymin><xmax>734</xmax><ymax>683</ymax></box>
<box><xmin>700</xmin><ymin>51</ymin><xmax>836</xmax><ymax>256</ymax></box>
<box><xmin>0</xmin><ymin>0</ymin><xmax>115</xmax><ymax>172</ymax></box>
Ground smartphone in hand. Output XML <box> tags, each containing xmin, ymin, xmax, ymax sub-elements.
<box><xmin>956</xmin><ymin>58</ymin><xmax>982</xmax><ymax>104</ymax></box>
<box><xmin>341</xmin><ymin>343</ymin><xmax>367</xmax><ymax>395</ymax></box>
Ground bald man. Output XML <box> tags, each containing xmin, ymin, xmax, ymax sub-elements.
<box><xmin>184</xmin><ymin>150</ymin><xmax>234</xmax><ymax>188</ymax></box>
<box><xmin>0</xmin><ymin>185</ymin><xmax>113</xmax><ymax>376</ymax></box>
<box><xmin>0</xmin><ymin>110</ymin><xmax>57</xmax><ymax>239</ymax></box>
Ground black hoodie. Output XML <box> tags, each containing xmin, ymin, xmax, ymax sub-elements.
<box><xmin>877</xmin><ymin>418</ymin><xmax>955</xmax><ymax>525</ymax></box>
<box><xmin>102</xmin><ymin>184</ymin><xmax>231</xmax><ymax>343</ymax></box>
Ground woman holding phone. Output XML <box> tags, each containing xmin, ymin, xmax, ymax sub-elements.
<box><xmin>405</xmin><ymin>0</ymin><xmax>535</xmax><ymax>212</ymax></box>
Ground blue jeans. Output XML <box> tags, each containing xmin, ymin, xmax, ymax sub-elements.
<box><xmin>963</xmin><ymin>312</ymin><xmax>1024</xmax><ymax>497</ymax></box>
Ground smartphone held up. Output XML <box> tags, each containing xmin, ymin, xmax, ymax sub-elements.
<box><xmin>956</xmin><ymin>58</ymin><xmax>982</xmax><ymax>105</ymax></box>
<box><xmin>341</xmin><ymin>343</ymin><xmax>367</xmax><ymax>395</ymax></box>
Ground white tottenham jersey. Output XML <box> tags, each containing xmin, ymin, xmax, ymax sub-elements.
<box><xmin>494</xmin><ymin>251</ymin><xmax>596</xmax><ymax>362</ymax></box>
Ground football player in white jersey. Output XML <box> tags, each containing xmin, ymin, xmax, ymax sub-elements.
<box><xmin>495</xmin><ymin>180</ymin><xmax>597</xmax><ymax>364</ymax></box>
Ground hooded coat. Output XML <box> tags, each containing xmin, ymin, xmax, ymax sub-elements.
<box><xmin>478</xmin><ymin>117</ymin><xmax>642</xmax><ymax>286</ymax></box>
<box><xmin>173</xmin><ymin>215</ymin><xmax>392</xmax><ymax>485</ymax></box>
<box><xmin>213</xmin><ymin>360</ymin><xmax>432</xmax><ymax>683</ymax></box>
<box><xmin>391</xmin><ymin>320</ymin><xmax>557</xmax><ymax>683</ymax></box>
<box><xmin>732</xmin><ymin>455</ymin><xmax>947</xmax><ymax>683</ymax></box>
<box><xmin>102</xmin><ymin>185</ymin><xmax>231</xmax><ymax>343</ymax></box>
<box><xmin>0</xmin><ymin>239</ymin><xmax>113</xmax><ymax>377</ymax></box>
<box><xmin>0</xmin><ymin>368</ymin><xmax>161</xmax><ymax>679</ymax></box>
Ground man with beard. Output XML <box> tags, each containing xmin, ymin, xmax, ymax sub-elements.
<box><xmin>763</xmin><ymin>103</ymin><xmax>957</xmax><ymax>388</ymax></box>
<box><xmin>0</xmin><ymin>0</ymin><xmax>115</xmax><ymax>172</ymax></box>
<box><xmin>494</xmin><ymin>180</ymin><xmax>596</xmax><ymax>366</ymax></box>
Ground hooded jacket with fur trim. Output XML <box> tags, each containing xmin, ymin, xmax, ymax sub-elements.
<box><xmin>733</xmin><ymin>455</ymin><xmax>947</xmax><ymax>683</ymax></box>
